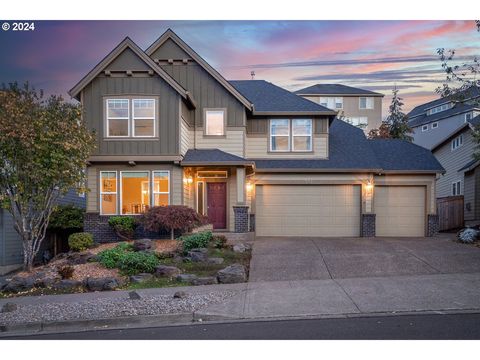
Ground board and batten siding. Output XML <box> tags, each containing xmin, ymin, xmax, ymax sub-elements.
<box><xmin>245</xmin><ymin>134</ymin><xmax>328</xmax><ymax>159</ymax></box>
<box><xmin>81</xmin><ymin>75</ymin><xmax>181</xmax><ymax>156</ymax></box>
<box><xmin>434</xmin><ymin>128</ymin><xmax>475</xmax><ymax>198</ymax></box>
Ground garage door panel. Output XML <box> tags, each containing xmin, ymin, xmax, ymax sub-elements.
<box><xmin>375</xmin><ymin>186</ymin><xmax>425</xmax><ymax>237</ymax></box>
<box><xmin>256</xmin><ymin>185</ymin><xmax>361</xmax><ymax>237</ymax></box>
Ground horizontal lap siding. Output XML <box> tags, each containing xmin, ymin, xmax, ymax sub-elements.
<box><xmin>194</xmin><ymin>130</ymin><xmax>245</xmax><ymax>157</ymax></box>
<box><xmin>180</xmin><ymin>119</ymin><xmax>191</xmax><ymax>156</ymax></box>
<box><xmin>1</xmin><ymin>210</ymin><xmax>22</xmax><ymax>266</ymax></box>
<box><xmin>82</xmin><ymin>76</ymin><xmax>180</xmax><ymax>156</ymax></box>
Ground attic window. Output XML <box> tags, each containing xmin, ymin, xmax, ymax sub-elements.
<box><xmin>428</xmin><ymin>103</ymin><xmax>451</xmax><ymax>115</ymax></box>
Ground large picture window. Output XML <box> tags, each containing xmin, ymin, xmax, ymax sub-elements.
<box><xmin>100</xmin><ymin>171</ymin><xmax>117</xmax><ymax>215</ymax></box>
<box><xmin>121</xmin><ymin>171</ymin><xmax>150</xmax><ymax>215</ymax></box>
<box><xmin>153</xmin><ymin>171</ymin><xmax>170</xmax><ymax>206</ymax></box>
<box><xmin>270</xmin><ymin>119</ymin><xmax>312</xmax><ymax>152</ymax></box>
<box><xmin>106</xmin><ymin>98</ymin><xmax>156</xmax><ymax>138</ymax></box>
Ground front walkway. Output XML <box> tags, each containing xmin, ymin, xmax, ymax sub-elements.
<box><xmin>249</xmin><ymin>235</ymin><xmax>480</xmax><ymax>282</ymax></box>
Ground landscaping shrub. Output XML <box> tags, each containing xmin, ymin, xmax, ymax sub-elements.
<box><xmin>143</xmin><ymin>205</ymin><xmax>207</xmax><ymax>239</ymax></box>
<box><xmin>108</xmin><ymin>216</ymin><xmax>138</xmax><ymax>240</ymax></box>
<box><xmin>48</xmin><ymin>205</ymin><xmax>85</xmax><ymax>231</ymax></box>
<box><xmin>211</xmin><ymin>234</ymin><xmax>228</xmax><ymax>249</ymax></box>
<box><xmin>117</xmin><ymin>251</ymin><xmax>160</xmax><ymax>275</ymax></box>
<box><xmin>457</xmin><ymin>227</ymin><xmax>480</xmax><ymax>243</ymax></box>
<box><xmin>68</xmin><ymin>232</ymin><xmax>94</xmax><ymax>252</ymax></box>
<box><xmin>57</xmin><ymin>265</ymin><xmax>75</xmax><ymax>279</ymax></box>
<box><xmin>179</xmin><ymin>231</ymin><xmax>213</xmax><ymax>252</ymax></box>
<box><xmin>97</xmin><ymin>243</ymin><xmax>134</xmax><ymax>269</ymax></box>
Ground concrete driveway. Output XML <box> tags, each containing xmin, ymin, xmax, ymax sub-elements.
<box><xmin>249</xmin><ymin>235</ymin><xmax>480</xmax><ymax>282</ymax></box>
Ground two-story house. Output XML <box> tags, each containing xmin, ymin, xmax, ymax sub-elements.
<box><xmin>294</xmin><ymin>84</ymin><xmax>384</xmax><ymax>132</ymax></box>
<box><xmin>432</xmin><ymin>115</ymin><xmax>480</xmax><ymax>227</ymax></box>
<box><xmin>408</xmin><ymin>87</ymin><xmax>480</xmax><ymax>150</ymax></box>
<box><xmin>70</xmin><ymin>29</ymin><xmax>443</xmax><ymax>241</ymax></box>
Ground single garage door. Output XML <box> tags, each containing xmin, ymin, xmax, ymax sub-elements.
<box><xmin>375</xmin><ymin>186</ymin><xmax>425</xmax><ymax>237</ymax></box>
<box><xmin>255</xmin><ymin>185</ymin><xmax>361</xmax><ymax>237</ymax></box>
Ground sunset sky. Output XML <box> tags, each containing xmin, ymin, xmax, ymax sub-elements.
<box><xmin>0</xmin><ymin>20</ymin><xmax>478</xmax><ymax>116</ymax></box>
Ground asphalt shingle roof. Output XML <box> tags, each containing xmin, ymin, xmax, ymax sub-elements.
<box><xmin>408</xmin><ymin>102</ymin><xmax>477</xmax><ymax>128</ymax></box>
<box><xmin>229</xmin><ymin>80</ymin><xmax>335</xmax><ymax>114</ymax></box>
<box><xmin>294</xmin><ymin>84</ymin><xmax>383</xmax><ymax>96</ymax></box>
<box><xmin>182</xmin><ymin>149</ymin><xmax>252</xmax><ymax>165</ymax></box>
<box><xmin>458</xmin><ymin>158</ymin><xmax>479</xmax><ymax>172</ymax></box>
<box><xmin>252</xmin><ymin>119</ymin><xmax>443</xmax><ymax>173</ymax></box>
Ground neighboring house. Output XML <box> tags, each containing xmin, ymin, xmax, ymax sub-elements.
<box><xmin>0</xmin><ymin>189</ymin><xmax>85</xmax><ymax>275</ymax></box>
<box><xmin>294</xmin><ymin>84</ymin><xmax>384</xmax><ymax>132</ymax></box>
<box><xmin>431</xmin><ymin>115</ymin><xmax>480</xmax><ymax>226</ymax></box>
<box><xmin>408</xmin><ymin>87</ymin><xmax>480</xmax><ymax>150</ymax></box>
<box><xmin>69</xmin><ymin>29</ymin><xmax>443</xmax><ymax>243</ymax></box>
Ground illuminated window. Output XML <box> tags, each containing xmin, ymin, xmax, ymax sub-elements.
<box><xmin>197</xmin><ymin>181</ymin><xmax>205</xmax><ymax>215</ymax></box>
<box><xmin>205</xmin><ymin>109</ymin><xmax>225</xmax><ymax>135</ymax></box>
<box><xmin>120</xmin><ymin>171</ymin><xmax>150</xmax><ymax>215</ymax></box>
<box><xmin>153</xmin><ymin>171</ymin><xmax>170</xmax><ymax>206</ymax></box>
<box><xmin>100</xmin><ymin>171</ymin><xmax>117</xmax><ymax>215</ymax></box>
<box><xmin>197</xmin><ymin>171</ymin><xmax>228</xmax><ymax>178</ymax></box>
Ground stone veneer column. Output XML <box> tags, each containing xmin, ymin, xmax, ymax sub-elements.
<box><xmin>233</xmin><ymin>206</ymin><xmax>249</xmax><ymax>233</ymax></box>
<box><xmin>427</xmin><ymin>214</ymin><xmax>439</xmax><ymax>237</ymax></box>
<box><xmin>361</xmin><ymin>214</ymin><xmax>376</xmax><ymax>237</ymax></box>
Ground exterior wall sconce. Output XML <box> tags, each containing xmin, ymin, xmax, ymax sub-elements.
<box><xmin>365</xmin><ymin>181</ymin><xmax>374</xmax><ymax>192</ymax></box>
<box><xmin>246</xmin><ymin>182</ymin><xmax>253</xmax><ymax>192</ymax></box>
<box><xmin>183</xmin><ymin>176</ymin><xmax>193</xmax><ymax>184</ymax></box>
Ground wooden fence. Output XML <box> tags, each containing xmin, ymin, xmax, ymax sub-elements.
<box><xmin>437</xmin><ymin>196</ymin><xmax>464</xmax><ymax>231</ymax></box>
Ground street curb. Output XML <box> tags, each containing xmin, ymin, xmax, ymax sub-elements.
<box><xmin>0</xmin><ymin>313</ymin><xmax>195</xmax><ymax>338</ymax></box>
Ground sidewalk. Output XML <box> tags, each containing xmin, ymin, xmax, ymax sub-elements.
<box><xmin>2</xmin><ymin>272</ymin><xmax>480</xmax><ymax>336</ymax></box>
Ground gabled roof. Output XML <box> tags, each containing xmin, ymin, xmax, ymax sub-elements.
<box><xmin>69</xmin><ymin>37</ymin><xmax>195</xmax><ymax>106</ymax></box>
<box><xmin>294</xmin><ymin>84</ymin><xmax>384</xmax><ymax>97</ymax></box>
<box><xmin>181</xmin><ymin>149</ymin><xmax>254</xmax><ymax>166</ymax></box>
<box><xmin>253</xmin><ymin>119</ymin><xmax>443</xmax><ymax>173</ymax></box>
<box><xmin>145</xmin><ymin>29</ymin><xmax>253</xmax><ymax>110</ymax></box>
<box><xmin>229</xmin><ymin>80</ymin><xmax>336</xmax><ymax>116</ymax></box>
<box><xmin>431</xmin><ymin>114</ymin><xmax>480</xmax><ymax>152</ymax></box>
<box><xmin>458</xmin><ymin>158</ymin><xmax>479</xmax><ymax>173</ymax></box>
<box><xmin>408</xmin><ymin>102</ymin><xmax>478</xmax><ymax>128</ymax></box>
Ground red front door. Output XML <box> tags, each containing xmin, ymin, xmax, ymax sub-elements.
<box><xmin>207</xmin><ymin>182</ymin><xmax>227</xmax><ymax>229</ymax></box>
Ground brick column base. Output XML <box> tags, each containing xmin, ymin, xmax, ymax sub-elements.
<box><xmin>427</xmin><ymin>214</ymin><xmax>439</xmax><ymax>237</ymax></box>
<box><xmin>361</xmin><ymin>213</ymin><xmax>376</xmax><ymax>237</ymax></box>
<box><xmin>233</xmin><ymin>206</ymin><xmax>249</xmax><ymax>233</ymax></box>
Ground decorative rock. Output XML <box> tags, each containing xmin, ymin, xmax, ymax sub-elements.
<box><xmin>129</xmin><ymin>291</ymin><xmax>142</xmax><ymax>300</ymax></box>
<box><xmin>0</xmin><ymin>277</ymin><xmax>8</xmax><ymax>291</ymax></box>
<box><xmin>217</xmin><ymin>264</ymin><xmax>247</xmax><ymax>284</ymax></box>
<box><xmin>52</xmin><ymin>279</ymin><xmax>82</xmax><ymax>290</ymax></box>
<box><xmin>1</xmin><ymin>302</ymin><xmax>18</xmax><ymax>313</ymax></box>
<box><xmin>86</xmin><ymin>277</ymin><xmax>120</xmax><ymax>291</ymax></box>
<box><xmin>187</xmin><ymin>248</ymin><xmax>209</xmax><ymax>262</ymax></box>
<box><xmin>66</xmin><ymin>252</ymin><xmax>96</xmax><ymax>265</ymax></box>
<box><xmin>207</xmin><ymin>257</ymin><xmax>224</xmax><ymax>265</ymax></box>
<box><xmin>155</xmin><ymin>265</ymin><xmax>181</xmax><ymax>278</ymax></box>
<box><xmin>173</xmin><ymin>291</ymin><xmax>187</xmax><ymax>299</ymax></box>
<box><xmin>192</xmin><ymin>277</ymin><xmax>218</xmax><ymax>286</ymax></box>
<box><xmin>176</xmin><ymin>273</ymin><xmax>198</xmax><ymax>283</ymax></box>
<box><xmin>130</xmin><ymin>273</ymin><xmax>154</xmax><ymax>283</ymax></box>
<box><xmin>133</xmin><ymin>239</ymin><xmax>153</xmax><ymax>251</ymax></box>
<box><xmin>232</xmin><ymin>243</ymin><xmax>250</xmax><ymax>253</ymax></box>
<box><xmin>4</xmin><ymin>276</ymin><xmax>35</xmax><ymax>292</ymax></box>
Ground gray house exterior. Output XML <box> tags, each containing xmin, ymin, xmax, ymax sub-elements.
<box><xmin>0</xmin><ymin>189</ymin><xmax>85</xmax><ymax>275</ymax></box>
<box><xmin>408</xmin><ymin>88</ymin><xmax>480</xmax><ymax>150</ymax></box>
<box><xmin>432</xmin><ymin>116</ymin><xmax>480</xmax><ymax>226</ymax></box>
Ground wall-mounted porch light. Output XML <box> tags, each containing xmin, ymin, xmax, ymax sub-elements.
<box><xmin>183</xmin><ymin>176</ymin><xmax>193</xmax><ymax>185</ymax></box>
<box><xmin>365</xmin><ymin>181</ymin><xmax>374</xmax><ymax>192</ymax></box>
<box><xmin>246</xmin><ymin>182</ymin><xmax>253</xmax><ymax>192</ymax></box>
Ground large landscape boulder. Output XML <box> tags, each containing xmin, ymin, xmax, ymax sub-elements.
<box><xmin>3</xmin><ymin>276</ymin><xmax>35</xmax><ymax>292</ymax></box>
<box><xmin>187</xmin><ymin>248</ymin><xmax>209</xmax><ymax>262</ymax></box>
<box><xmin>192</xmin><ymin>277</ymin><xmax>218</xmax><ymax>286</ymax></box>
<box><xmin>86</xmin><ymin>277</ymin><xmax>120</xmax><ymax>291</ymax></box>
<box><xmin>176</xmin><ymin>274</ymin><xmax>198</xmax><ymax>283</ymax></box>
<box><xmin>133</xmin><ymin>239</ymin><xmax>153</xmax><ymax>251</ymax></box>
<box><xmin>207</xmin><ymin>257</ymin><xmax>224</xmax><ymax>265</ymax></box>
<box><xmin>0</xmin><ymin>277</ymin><xmax>8</xmax><ymax>291</ymax></box>
<box><xmin>52</xmin><ymin>279</ymin><xmax>83</xmax><ymax>291</ymax></box>
<box><xmin>217</xmin><ymin>264</ymin><xmax>247</xmax><ymax>284</ymax></box>
<box><xmin>155</xmin><ymin>265</ymin><xmax>181</xmax><ymax>278</ymax></box>
<box><xmin>130</xmin><ymin>273</ymin><xmax>154</xmax><ymax>283</ymax></box>
<box><xmin>65</xmin><ymin>252</ymin><xmax>96</xmax><ymax>265</ymax></box>
<box><xmin>232</xmin><ymin>243</ymin><xmax>251</xmax><ymax>253</ymax></box>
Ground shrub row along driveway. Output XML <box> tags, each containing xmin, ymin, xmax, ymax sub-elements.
<box><xmin>249</xmin><ymin>235</ymin><xmax>480</xmax><ymax>282</ymax></box>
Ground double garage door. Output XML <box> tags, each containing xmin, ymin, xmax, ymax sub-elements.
<box><xmin>255</xmin><ymin>185</ymin><xmax>425</xmax><ymax>237</ymax></box>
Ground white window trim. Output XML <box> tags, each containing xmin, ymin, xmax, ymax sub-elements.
<box><xmin>119</xmin><ymin>171</ymin><xmax>151</xmax><ymax>216</ymax></box>
<box><xmin>196</xmin><ymin>181</ymin><xmax>205</xmax><ymax>215</ymax></box>
<box><xmin>359</xmin><ymin>97</ymin><xmax>374</xmax><ymax>110</ymax></box>
<box><xmin>319</xmin><ymin>97</ymin><xmax>343</xmax><ymax>109</ymax></box>
<box><xmin>335</xmin><ymin>97</ymin><xmax>343</xmax><ymax>110</ymax></box>
<box><xmin>106</xmin><ymin>99</ymin><xmax>130</xmax><ymax>138</ymax></box>
<box><xmin>452</xmin><ymin>180</ymin><xmax>462</xmax><ymax>196</ymax></box>
<box><xmin>270</xmin><ymin>119</ymin><xmax>291</xmax><ymax>152</ymax></box>
<box><xmin>153</xmin><ymin>170</ymin><xmax>170</xmax><ymax>207</ymax></box>
<box><xmin>132</xmin><ymin>99</ymin><xmax>156</xmax><ymax>138</ymax></box>
<box><xmin>197</xmin><ymin>170</ymin><xmax>228</xmax><ymax>178</ymax></box>
<box><xmin>451</xmin><ymin>135</ymin><xmax>463</xmax><ymax>151</ymax></box>
<box><xmin>465</xmin><ymin>113</ymin><xmax>473</xmax><ymax>122</ymax></box>
<box><xmin>205</xmin><ymin>109</ymin><xmax>226</xmax><ymax>136</ymax></box>
<box><xmin>292</xmin><ymin>119</ymin><xmax>313</xmax><ymax>152</ymax></box>
<box><xmin>431</xmin><ymin>122</ymin><xmax>438</xmax><ymax>129</ymax></box>
<box><xmin>99</xmin><ymin>171</ymin><xmax>118</xmax><ymax>215</ymax></box>
<box><xmin>422</xmin><ymin>125</ymin><xmax>429</xmax><ymax>132</ymax></box>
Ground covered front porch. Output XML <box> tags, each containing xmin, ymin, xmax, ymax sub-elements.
<box><xmin>181</xmin><ymin>149</ymin><xmax>255</xmax><ymax>233</ymax></box>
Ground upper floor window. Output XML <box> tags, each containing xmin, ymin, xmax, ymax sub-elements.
<box><xmin>320</xmin><ymin>97</ymin><xmax>343</xmax><ymax>109</ymax></box>
<box><xmin>346</xmin><ymin>117</ymin><xmax>368</xmax><ymax>127</ymax></box>
<box><xmin>205</xmin><ymin>109</ymin><xmax>225</xmax><ymax>136</ymax></box>
<box><xmin>359</xmin><ymin>97</ymin><xmax>374</xmax><ymax>109</ymax></box>
<box><xmin>431</xmin><ymin>122</ymin><xmax>438</xmax><ymax>129</ymax></box>
<box><xmin>422</xmin><ymin>125</ymin><xmax>429</xmax><ymax>132</ymax></box>
<box><xmin>452</xmin><ymin>180</ymin><xmax>462</xmax><ymax>196</ymax></box>
<box><xmin>106</xmin><ymin>98</ymin><xmax>156</xmax><ymax>138</ymax></box>
<box><xmin>451</xmin><ymin>135</ymin><xmax>463</xmax><ymax>150</ymax></box>
<box><xmin>427</xmin><ymin>103</ymin><xmax>451</xmax><ymax>115</ymax></box>
<box><xmin>270</xmin><ymin>119</ymin><xmax>312</xmax><ymax>152</ymax></box>
<box><xmin>465</xmin><ymin>112</ymin><xmax>473</xmax><ymax>122</ymax></box>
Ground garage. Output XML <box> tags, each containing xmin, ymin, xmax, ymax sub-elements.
<box><xmin>375</xmin><ymin>186</ymin><xmax>426</xmax><ymax>237</ymax></box>
<box><xmin>255</xmin><ymin>184</ymin><xmax>361</xmax><ymax>237</ymax></box>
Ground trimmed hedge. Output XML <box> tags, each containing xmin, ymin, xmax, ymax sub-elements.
<box><xmin>68</xmin><ymin>232</ymin><xmax>94</xmax><ymax>252</ymax></box>
<box><xmin>179</xmin><ymin>231</ymin><xmax>213</xmax><ymax>252</ymax></box>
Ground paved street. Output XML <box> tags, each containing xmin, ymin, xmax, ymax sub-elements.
<box><xmin>7</xmin><ymin>313</ymin><xmax>480</xmax><ymax>340</ymax></box>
